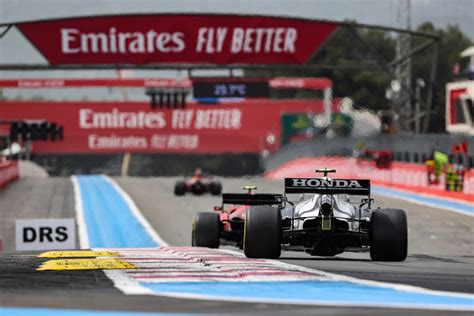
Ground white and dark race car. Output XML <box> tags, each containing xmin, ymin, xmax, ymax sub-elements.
<box><xmin>243</xmin><ymin>168</ymin><xmax>408</xmax><ymax>261</ymax></box>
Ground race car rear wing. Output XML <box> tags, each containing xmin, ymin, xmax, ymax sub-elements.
<box><xmin>222</xmin><ymin>193</ymin><xmax>284</xmax><ymax>205</ymax></box>
<box><xmin>284</xmin><ymin>178</ymin><xmax>370</xmax><ymax>196</ymax></box>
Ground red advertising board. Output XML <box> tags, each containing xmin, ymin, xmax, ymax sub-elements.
<box><xmin>0</xmin><ymin>78</ymin><xmax>192</xmax><ymax>89</ymax></box>
<box><xmin>269</xmin><ymin>77</ymin><xmax>332</xmax><ymax>89</ymax></box>
<box><xmin>0</xmin><ymin>161</ymin><xmax>19</xmax><ymax>189</ymax></box>
<box><xmin>17</xmin><ymin>15</ymin><xmax>337</xmax><ymax>66</ymax></box>
<box><xmin>0</xmin><ymin>77</ymin><xmax>332</xmax><ymax>89</ymax></box>
<box><xmin>0</xmin><ymin>99</ymin><xmax>338</xmax><ymax>154</ymax></box>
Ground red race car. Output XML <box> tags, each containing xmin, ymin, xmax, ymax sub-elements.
<box><xmin>357</xmin><ymin>149</ymin><xmax>393</xmax><ymax>169</ymax></box>
<box><xmin>192</xmin><ymin>186</ymin><xmax>283</xmax><ymax>248</ymax></box>
<box><xmin>174</xmin><ymin>168</ymin><xmax>222</xmax><ymax>196</ymax></box>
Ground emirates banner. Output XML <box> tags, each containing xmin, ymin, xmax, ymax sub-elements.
<box><xmin>17</xmin><ymin>15</ymin><xmax>337</xmax><ymax>65</ymax></box>
<box><xmin>0</xmin><ymin>100</ymin><xmax>333</xmax><ymax>154</ymax></box>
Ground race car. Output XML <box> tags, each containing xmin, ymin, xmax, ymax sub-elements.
<box><xmin>192</xmin><ymin>186</ymin><xmax>283</xmax><ymax>248</ymax></box>
<box><xmin>174</xmin><ymin>168</ymin><xmax>222</xmax><ymax>196</ymax></box>
<box><xmin>356</xmin><ymin>149</ymin><xmax>393</xmax><ymax>169</ymax></box>
<box><xmin>242</xmin><ymin>168</ymin><xmax>407</xmax><ymax>261</ymax></box>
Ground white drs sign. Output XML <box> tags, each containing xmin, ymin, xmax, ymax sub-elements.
<box><xmin>15</xmin><ymin>219</ymin><xmax>76</xmax><ymax>251</ymax></box>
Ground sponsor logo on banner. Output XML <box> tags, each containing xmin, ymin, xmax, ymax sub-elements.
<box><xmin>77</xmin><ymin>107</ymin><xmax>241</xmax><ymax>151</ymax></box>
<box><xmin>78</xmin><ymin>108</ymin><xmax>242</xmax><ymax>130</ymax></box>
<box><xmin>15</xmin><ymin>219</ymin><xmax>76</xmax><ymax>251</ymax></box>
<box><xmin>17</xmin><ymin>15</ymin><xmax>337</xmax><ymax>65</ymax></box>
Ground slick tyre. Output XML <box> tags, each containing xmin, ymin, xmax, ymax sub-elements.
<box><xmin>174</xmin><ymin>181</ymin><xmax>186</xmax><ymax>196</ymax></box>
<box><xmin>244</xmin><ymin>206</ymin><xmax>281</xmax><ymax>259</ymax></box>
<box><xmin>192</xmin><ymin>212</ymin><xmax>220</xmax><ymax>248</ymax></box>
<box><xmin>209</xmin><ymin>181</ymin><xmax>222</xmax><ymax>195</ymax></box>
<box><xmin>370</xmin><ymin>208</ymin><xmax>408</xmax><ymax>261</ymax></box>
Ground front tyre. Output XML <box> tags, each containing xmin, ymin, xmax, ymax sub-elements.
<box><xmin>370</xmin><ymin>208</ymin><xmax>408</xmax><ymax>261</ymax></box>
<box><xmin>244</xmin><ymin>206</ymin><xmax>281</xmax><ymax>259</ymax></box>
<box><xmin>192</xmin><ymin>212</ymin><xmax>220</xmax><ymax>248</ymax></box>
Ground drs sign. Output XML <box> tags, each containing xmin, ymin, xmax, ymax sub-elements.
<box><xmin>15</xmin><ymin>219</ymin><xmax>76</xmax><ymax>251</ymax></box>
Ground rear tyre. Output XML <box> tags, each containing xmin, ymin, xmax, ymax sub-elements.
<box><xmin>192</xmin><ymin>212</ymin><xmax>220</xmax><ymax>248</ymax></box>
<box><xmin>370</xmin><ymin>208</ymin><xmax>407</xmax><ymax>261</ymax></box>
<box><xmin>209</xmin><ymin>181</ymin><xmax>222</xmax><ymax>195</ymax></box>
<box><xmin>174</xmin><ymin>181</ymin><xmax>186</xmax><ymax>196</ymax></box>
<box><xmin>244</xmin><ymin>206</ymin><xmax>281</xmax><ymax>259</ymax></box>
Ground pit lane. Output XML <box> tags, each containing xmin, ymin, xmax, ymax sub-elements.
<box><xmin>0</xmin><ymin>176</ymin><xmax>472</xmax><ymax>315</ymax></box>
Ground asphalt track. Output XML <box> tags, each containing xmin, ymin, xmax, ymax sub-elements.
<box><xmin>0</xmin><ymin>176</ymin><xmax>473</xmax><ymax>315</ymax></box>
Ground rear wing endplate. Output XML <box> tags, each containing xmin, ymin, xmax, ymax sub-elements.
<box><xmin>222</xmin><ymin>193</ymin><xmax>284</xmax><ymax>205</ymax></box>
<box><xmin>284</xmin><ymin>178</ymin><xmax>370</xmax><ymax>195</ymax></box>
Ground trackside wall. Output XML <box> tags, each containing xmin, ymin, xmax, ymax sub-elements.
<box><xmin>0</xmin><ymin>160</ymin><xmax>19</xmax><ymax>189</ymax></box>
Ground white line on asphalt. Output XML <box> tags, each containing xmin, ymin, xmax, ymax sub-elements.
<box><xmin>71</xmin><ymin>176</ymin><xmax>90</xmax><ymax>249</ymax></box>
<box><xmin>373</xmin><ymin>188</ymin><xmax>474</xmax><ymax>217</ymax></box>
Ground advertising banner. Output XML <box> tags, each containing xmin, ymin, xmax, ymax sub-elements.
<box><xmin>0</xmin><ymin>78</ymin><xmax>192</xmax><ymax>89</ymax></box>
<box><xmin>0</xmin><ymin>99</ymin><xmax>336</xmax><ymax>154</ymax></box>
<box><xmin>17</xmin><ymin>15</ymin><xmax>337</xmax><ymax>66</ymax></box>
<box><xmin>0</xmin><ymin>77</ymin><xmax>332</xmax><ymax>90</ymax></box>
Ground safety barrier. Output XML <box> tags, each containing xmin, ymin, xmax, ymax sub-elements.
<box><xmin>266</xmin><ymin>157</ymin><xmax>474</xmax><ymax>203</ymax></box>
<box><xmin>0</xmin><ymin>160</ymin><xmax>19</xmax><ymax>189</ymax></box>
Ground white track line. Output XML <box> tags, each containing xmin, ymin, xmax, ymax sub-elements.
<box><xmin>102</xmin><ymin>175</ymin><xmax>169</xmax><ymax>247</ymax></box>
<box><xmin>373</xmin><ymin>188</ymin><xmax>474</xmax><ymax>217</ymax></box>
<box><xmin>104</xmin><ymin>270</ymin><xmax>156</xmax><ymax>295</ymax></box>
<box><xmin>71</xmin><ymin>176</ymin><xmax>90</xmax><ymax>249</ymax></box>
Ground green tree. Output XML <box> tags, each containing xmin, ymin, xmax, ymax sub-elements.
<box><xmin>309</xmin><ymin>26</ymin><xmax>395</xmax><ymax>111</ymax></box>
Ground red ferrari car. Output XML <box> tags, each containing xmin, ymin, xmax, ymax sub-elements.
<box><xmin>174</xmin><ymin>169</ymin><xmax>222</xmax><ymax>196</ymax></box>
<box><xmin>357</xmin><ymin>149</ymin><xmax>393</xmax><ymax>169</ymax></box>
<box><xmin>192</xmin><ymin>186</ymin><xmax>283</xmax><ymax>248</ymax></box>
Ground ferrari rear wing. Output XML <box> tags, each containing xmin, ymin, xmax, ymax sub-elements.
<box><xmin>284</xmin><ymin>178</ymin><xmax>370</xmax><ymax>196</ymax></box>
<box><xmin>222</xmin><ymin>193</ymin><xmax>284</xmax><ymax>205</ymax></box>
